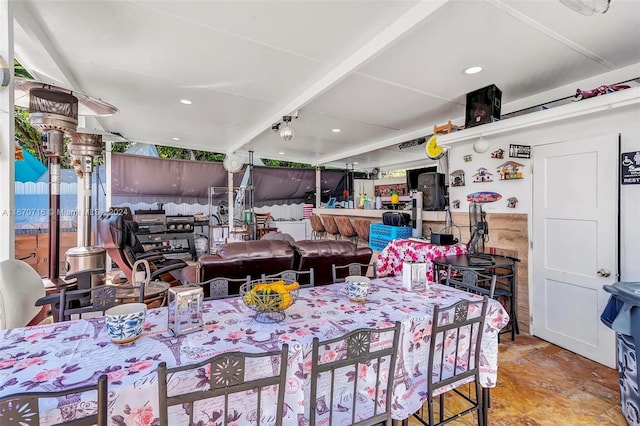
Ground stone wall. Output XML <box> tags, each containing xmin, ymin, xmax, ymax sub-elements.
<box><xmin>424</xmin><ymin>212</ymin><xmax>530</xmax><ymax>334</ymax></box>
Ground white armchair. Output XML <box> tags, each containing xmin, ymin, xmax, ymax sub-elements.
<box><xmin>0</xmin><ymin>259</ymin><xmax>46</xmax><ymax>329</ymax></box>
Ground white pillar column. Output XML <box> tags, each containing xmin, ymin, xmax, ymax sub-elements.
<box><xmin>227</xmin><ymin>170</ymin><xmax>234</xmax><ymax>241</ymax></box>
<box><xmin>0</xmin><ymin>0</ymin><xmax>15</xmax><ymax>261</ymax></box>
<box><xmin>315</xmin><ymin>167</ymin><xmax>321</xmax><ymax>208</ymax></box>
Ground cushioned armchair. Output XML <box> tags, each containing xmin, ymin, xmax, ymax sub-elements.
<box><xmin>97</xmin><ymin>212</ymin><xmax>187</xmax><ymax>285</ymax></box>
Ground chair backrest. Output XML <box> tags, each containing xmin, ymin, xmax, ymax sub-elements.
<box><xmin>334</xmin><ymin>216</ymin><xmax>357</xmax><ymax>239</ymax></box>
<box><xmin>309</xmin><ymin>215</ymin><xmax>326</xmax><ymax>233</ymax></box>
<box><xmin>158</xmin><ymin>345</ymin><xmax>289</xmax><ymax>426</ymax></box>
<box><xmin>320</xmin><ymin>215</ymin><xmax>340</xmax><ymax>236</ymax></box>
<box><xmin>262</xmin><ymin>268</ymin><xmax>315</xmax><ymax>288</ymax></box>
<box><xmin>309</xmin><ymin>322</ymin><xmax>401</xmax><ymax>426</ymax></box>
<box><xmin>445</xmin><ymin>265</ymin><xmax>497</xmax><ymax>298</ymax></box>
<box><xmin>254</xmin><ymin>212</ymin><xmax>272</xmax><ymax>228</ymax></box>
<box><xmin>0</xmin><ymin>374</ymin><xmax>108</xmax><ymax>426</ymax></box>
<box><xmin>428</xmin><ymin>297</ymin><xmax>488</xmax><ymax>398</ymax></box>
<box><xmin>332</xmin><ymin>262</ymin><xmax>376</xmax><ymax>283</ymax></box>
<box><xmin>0</xmin><ymin>259</ymin><xmax>46</xmax><ymax>330</ymax></box>
<box><xmin>353</xmin><ymin>218</ymin><xmax>371</xmax><ymax>241</ymax></box>
<box><xmin>97</xmin><ymin>212</ymin><xmax>136</xmax><ymax>282</ymax></box>
<box><xmin>190</xmin><ymin>275</ymin><xmax>251</xmax><ymax>300</ymax></box>
<box><xmin>58</xmin><ymin>284</ymin><xmax>144</xmax><ymax>322</ymax></box>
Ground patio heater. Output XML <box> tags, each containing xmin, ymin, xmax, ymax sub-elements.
<box><xmin>27</xmin><ymin>87</ymin><xmax>78</xmax><ymax>281</ymax></box>
<box><xmin>15</xmin><ymin>78</ymin><xmax>118</xmax><ymax>281</ymax></box>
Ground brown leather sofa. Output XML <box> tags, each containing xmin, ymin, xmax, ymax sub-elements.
<box><xmin>180</xmin><ymin>239</ymin><xmax>373</xmax><ymax>293</ymax></box>
<box><xmin>293</xmin><ymin>240</ymin><xmax>372</xmax><ymax>286</ymax></box>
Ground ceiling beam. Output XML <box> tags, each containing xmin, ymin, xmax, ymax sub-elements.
<box><xmin>226</xmin><ymin>0</ymin><xmax>450</xmax><ymax>155</ymax></box>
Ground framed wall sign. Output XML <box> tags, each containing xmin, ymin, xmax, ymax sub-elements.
<box><xmin>621</xmin><ymin>151</ymin><xmax>640</xmax><ymax>185</ymax></box>
<box><xmin>509</xmin><ymin>144</ymin><xmax>531</xmax><ymax>159</ymax></box>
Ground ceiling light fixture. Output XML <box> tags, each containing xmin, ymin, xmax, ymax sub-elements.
<box><xmin>278</xmin><ymin>152</ymin><xmax>285</xmax><ymax>155</ymax></box>
<box><xmin>180</xmin><ymin>99</ymin><xmax>192</xmax><ymax>105</ymax></box>
<box><xmin>172</xmin><ymin>137</ymin><xmax>180</xmax><ymax>141</ymax></box>
<box><xmin>272</xmin><ymin>112</ymin><xmax>299</xmax><ymax>142</ymax></box>
<box><xmin>559</xmin><ymin>0</ymin><xmax>611</xmax><ymax>15</ymax></box>
<box><xmin>463</xmin><ymin>66</ymin><xmax>484</xmax><ymax>75</ymax></box>
<box><xmin>332</xmin><ymin>128</ymin><xmax>341</xmax><ymax>133</ymax></box>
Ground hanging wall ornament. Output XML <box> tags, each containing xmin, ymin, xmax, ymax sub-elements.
<box><xmin>472</xmin><ymin>167</ymin><xmax>493</xmax><ymax>183</ymax></box>
<box><xmin>450</xmin><ymin>169</ymin><xmax>465</xmax><ymax>187</ymax></box>
<box><xmin>497</xmin><ymin>161</ymin><xmax>524</xmax><ymax>180</ymax></box>
<box><xmin>452</xmin><ymin>199</ymin><xmax>461</xmax><ymax>209</ymax></box>
<box><xmin>491</xmin><ymin>148</ymin><xmax>505</xmax><ymax>159</ymax></box>
<box><xmin>464</xmin><ymin>154</ymin><xmax>472</xmax><ymax>162</ymax></box>
<box><xmin>467</xmin><ymin>191</ymin><xmax>502</xmax><ymax>203</ymax></box>
<box><xmin>426</xmin><ymin>135</ymin><xmax>446</xmax><ymax>160</ymax></box>
<box><xmin>507</xmin><ymin>197</ymin><xmax>518</xmax><ymax>208</ymax></box>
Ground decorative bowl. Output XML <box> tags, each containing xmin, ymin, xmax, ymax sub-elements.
<box><xmin>344</xmin><ymin>276</ymin><xmax>371</xmax><ymax>302</ymax></box>
<box><xmin>105</xmin><ymin>303</ymin><xmax>147</xmax><ymax>344</ymax></box>
<box><xmin>240</xmin><ymin>279</ymin><xmax>299</xmax><ymax>323</ymax></box>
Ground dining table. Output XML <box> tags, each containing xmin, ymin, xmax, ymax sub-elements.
<box><xmin>0</xmin><ymin>277</ymin><xmax>509</xmax><ymax>425</ymax></box>
<box><xmin>376</xmin><ymin>238</ymin><xmax>468</xmax><ymax>282</ymax></box>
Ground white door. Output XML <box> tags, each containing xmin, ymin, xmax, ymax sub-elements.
<box><xmin>532</xmin><ymin>134</ymin><xmax>618</xmax><ymax>368</ymax></box>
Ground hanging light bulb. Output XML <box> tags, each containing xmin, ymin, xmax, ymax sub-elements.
<box><xmin>279</xmin><ymin>122</ymin><xmax>295</xmax><ymax>141</ymax></box>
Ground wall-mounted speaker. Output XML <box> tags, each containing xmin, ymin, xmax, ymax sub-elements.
<box><xmin>417</xmin><ymin>172</ymin><xmax>446</xmax><ymax>211</ymax></box>
<box><xmin>465</xmin><ymin>84</ymin><xmax>502</xmax><ymax>128</ymax></box>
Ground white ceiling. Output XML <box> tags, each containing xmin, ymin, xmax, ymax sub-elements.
<box><xmin>11</xmin><ymin>0</ymin><xmax>640</xmax><ymax>171</ymax></box>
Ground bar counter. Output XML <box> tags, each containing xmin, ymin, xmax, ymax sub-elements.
<box><xmin>313</xmin><ymin>207</ymin><xmax>447</xmax><ymax>222</ymax></box>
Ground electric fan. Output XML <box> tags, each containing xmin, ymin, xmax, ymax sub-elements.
<box><xmin>467</xmin><ymin>202</ymin><xmax>494</xmax><ymax>265</ymax></box>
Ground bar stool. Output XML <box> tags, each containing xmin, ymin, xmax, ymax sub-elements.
<box><xmin>353</xmin><ymin>218</ymin><xmax>371</xmax><ymax>247</ymax></box>
<box><xmin>335</xmin><ymin>216</ymin><xmax>358</xmax><ymax>245</ymax></box>
<box><xmin>309</xmin><ymin>215</ymin><xmax>326</xmax><ymax>240</ymax></box>
<box><xmin>320</xmin><ymin>215</ymin><xmax>341</xmax><ymax>240</ymax></box>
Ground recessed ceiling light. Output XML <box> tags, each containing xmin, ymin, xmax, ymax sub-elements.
<box><xmin>278</xmin><ymin>152</ymin><xmax>285</xmax><ymax>155</ymax></box>
<box><xmin>463</xmin><ymin>66</ymin><xmax>483</xmax><ymax>75</ymax></box>
<box><xmin>172</xmin><ymin>137</ymin><xmax>180</xmax><ymax>141</ymax></box>
<box><xmin>180</xmin><ymin>99</ymin><xmax>192</xmax><ymax>105</ymax></box>
<box><xmin>353</xmin><ymin>162</ymin><xmax>359</xmax><ymax>165</ymax></box>
<box><xmin>332</xmin><ymin>128</ymin><xmax>341</xmax><ymax>133</ymax></box>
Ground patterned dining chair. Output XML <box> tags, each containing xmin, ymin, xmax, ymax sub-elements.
<box><xmin>0</xmin><ymin>374</ymin><xmax>108</xmax><ymax>426</ymax></box>
<box><xmin>262</xmin><ymin>268</ymin><xmax>315</xmax><ymax>288</ymax></box>
<box><xmin>331</xmin><ymin>262</ymin><xmax>377</xmax><ymax>283</ymax></box>
<box><xmin>189</xmin><ymin>275</ymin><xmax>251</xmax><ymax>300</ymax></box>
<box><xmin>412</xmin><ymin>297</ymin><xmax>489</xmax><ymax>426</ymax></box>
<box><xmin>157</xmin><ymin>345</ymin><xmax>289</xmax><ymax>426</ymax></box>
<box><xmin>58</xmin><ymin>283</ymin><xmax>145</xmax><ymax>322</ymax></box>
<box><xmin>444</xmin><ymin>265</ymin><xmax>497</xmax><ymax>298</ymax></box>
<box><xmin>309</xmin><ymin>322</ymin><xmax>401</xmax><ymax>426</ymax></box>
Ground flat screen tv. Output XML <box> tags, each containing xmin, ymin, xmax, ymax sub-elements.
<box><xmin>406</xmin><ymin>166</ymin><xmax>438</xmax><ymax>191</ymax></box>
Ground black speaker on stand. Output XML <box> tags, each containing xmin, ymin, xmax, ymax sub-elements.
<box><xmin>417</xmin><ymin>172</ymin><xmax>446</xmax><ymax>211</ymax></box>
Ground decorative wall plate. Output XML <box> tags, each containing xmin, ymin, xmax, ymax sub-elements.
<box><xmin>467</xmin><ymin>191</ymin><xmax>502</xmax><ymax>203</ymax></box>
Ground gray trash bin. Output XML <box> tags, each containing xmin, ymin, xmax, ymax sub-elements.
<box><xmin>602</xmin><ymin>282</ymin><xmax>640</xmax><ymax>425</ymax></box>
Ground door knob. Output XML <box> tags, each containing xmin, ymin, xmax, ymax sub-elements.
<box><xmin>597</xmin><ymin>269</ymin><xmax>611</xmax><ymax>278</ymax></box>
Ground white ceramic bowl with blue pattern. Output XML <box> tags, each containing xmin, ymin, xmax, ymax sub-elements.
<box><xmin>345</xmin><ymin>276</ymin><xmax>371</xmax><ymax>303</ymax></box>
<box><xmin>105</xmin><ymin>303</ymin><xmax>147</xmax><ymax>344</ymax></box>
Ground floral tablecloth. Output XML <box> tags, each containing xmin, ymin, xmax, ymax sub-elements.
<box><xmin>376</xmin><ymin>239</ymin><xmax>468</xmax><ymax>282</ymax></box>
<box><xmin>0</xmin><ymin>278</ymin><xmax>507</xmax><ymax>425</ymax></box>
